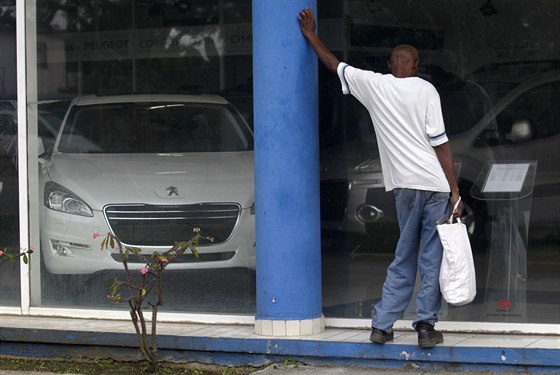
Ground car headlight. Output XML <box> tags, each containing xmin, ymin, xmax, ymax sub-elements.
<box><xmin>44</xmin><ymin>181</ymin><xmax>93</xmax><ymax>217</ymax></box>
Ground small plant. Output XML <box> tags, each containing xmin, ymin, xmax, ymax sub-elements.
<box><xmin>283</xmin><ymin>357</ymin><xmax>299</xmax><ymax>368</ymax></box>
<box><xmin>101</xmin><ymin>228</ymin><xmax>212</xmax><ymax>374</ymax></box>
<box><xmin>0</xmin><ymin>247</ymin><xmax>34</xmax><ymax>265</ymax></box>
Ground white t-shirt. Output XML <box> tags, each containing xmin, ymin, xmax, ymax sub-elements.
<box><xmin>337</xmin><ymin>62</ymin><xmax>450</xmax><ymax>193</ymax></box>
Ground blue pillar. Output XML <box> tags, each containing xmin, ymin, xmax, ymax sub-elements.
<box><xmin>253</xmin><ymin>1</ymin><xmax>323</xmax><ymax>335</ymax></box>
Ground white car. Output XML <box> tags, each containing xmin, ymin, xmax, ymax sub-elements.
<box><xmin>39</xmin><ymin>94</ymin><xmax>255</xmax><ymax>274</ymax></box>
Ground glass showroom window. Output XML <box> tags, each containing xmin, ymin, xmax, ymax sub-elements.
<box><xmin>26</xmin><ymin>0</ymin><xmax>256</xmax><ymax>315</ymax></box>
<box><xmin>319</xmin><ymin>0</ymin><xmax>559</xmax><ymax>325</ymax></box>
<box><xmin>17</xmin><ymin>0</ymin><xmax>560</xmax><ymax>330</ymax></box>
<box><xmin>0</xmin><ymin>6</ymin><xmax>19</xmax><ymax>306</ymax></box>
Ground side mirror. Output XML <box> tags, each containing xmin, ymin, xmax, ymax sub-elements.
<box><xmin>506</xmin><ymin>119</ymin><xmax>533</xmax><ymax>143</ymax></box>
<box><xmin>38</xmin><ymin>138</ymin><xmax>46</xmax><ymax>156</ymax></box>
<box><xmin>38</xmin><ymin>138</ymin><xmax>48</xmax><ymax>165</ymax></box>
<box><xmin>474</xmin><ymin>128</ymin><xmax>501</xmax><ymax>148</ymax></box>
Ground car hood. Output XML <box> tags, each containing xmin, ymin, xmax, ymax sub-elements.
<box><xmin>320</xmin><ymin>139</ymin><xmax>380</xmax><ymax>180</ymax></box>
<box><xmin>43</xmin><ymin>152</ymin><xmax>254</xmax><ymax>210</ymax></box>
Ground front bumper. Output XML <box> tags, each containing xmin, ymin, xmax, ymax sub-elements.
<box><xmin>40</xmin><ymin>206</ymin><xmax>256</xmax><ymax>274</ymax></box>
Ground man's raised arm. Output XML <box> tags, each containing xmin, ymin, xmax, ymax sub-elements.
<box><xmin>298</xmin><ymin>8</ymin><xmax>340</xmax><ymax>73</ymax></box>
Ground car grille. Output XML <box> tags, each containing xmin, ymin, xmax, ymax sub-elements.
<box><xmin>103</xmin><ymin>203</ymin><xmax>240</xmax><ymax>246</ymax></box>
<box><xmin>111</xmin><ymin>251</ymin><xmax>235</xmax><ymax>264</ymax></box>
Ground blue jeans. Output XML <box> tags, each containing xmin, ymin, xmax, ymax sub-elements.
<box><xmin>372</xmin><ymin>188</ymin><xmax>450</xmax><ymax>332</ymax></box>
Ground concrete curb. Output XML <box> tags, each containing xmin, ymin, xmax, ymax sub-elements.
<box><xmin>2</xmin><ymin>326</ymin><xmax>559</xmax><ymax>373</ymax></box>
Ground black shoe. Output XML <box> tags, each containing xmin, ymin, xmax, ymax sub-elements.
<box><xmin>369</xmin><ymin>328</ymin><xmax>394</xmax><ymax>344</ymax></box>
<box><xmin>416</xmin><ymin>321</ymin><xmax>444</xmax><ymax>348</ymax></box>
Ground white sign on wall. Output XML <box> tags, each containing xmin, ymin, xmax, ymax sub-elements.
<box><xmin>38</xmin><ymin>24</ymin><xmax>254</xmax><ymax>63</ymax></box>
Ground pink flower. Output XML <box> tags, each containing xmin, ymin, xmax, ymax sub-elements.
<box><xmin>140</xmin><ymin>267</ymin><xmax>149</xmax><ymax>275</ymax></box>
<box><xmin>93</xmin><ymin>232</ymin><xmax>101</xmax><ymax>239</ymax></box>
<box><xmin>0</xmin><ymin>250</ymin><xmax>4</xmax><ymax>256</ymax></box>
<box><xmin>160</xmin><ymin>258</ymin><xmax>169</xmax><ymax>264</ymax></box>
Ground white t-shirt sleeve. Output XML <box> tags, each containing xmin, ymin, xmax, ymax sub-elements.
<box><xmin>425</xmin><ymin>86</ymin><xmax>449</xmax><ymax>147</ymax></box>
<box><xmin>336</xmin><ymin>62</ymin><xmax>381</xmax><ymax>105</ymax></box>
<box><xmin>336</xmin><ymin>63</ymin><xmax>351</xmax><ymax>94</ymax></box>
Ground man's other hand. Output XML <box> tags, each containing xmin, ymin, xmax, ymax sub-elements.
<box><xmin>451</xmin><ymin>194</ymin><xmax>464</xmax><ymax>219</ymax></box>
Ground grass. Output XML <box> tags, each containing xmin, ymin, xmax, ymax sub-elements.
<box><xmin>0</xmin><ymin>356</ymin><xmax>262</xmax><ymax>374</ymax></box>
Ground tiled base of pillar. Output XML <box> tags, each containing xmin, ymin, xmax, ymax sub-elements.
<box><xmin>254</xmin><ymin>315</ymin><xmax>325</xmax><ymax>337</ymax></box>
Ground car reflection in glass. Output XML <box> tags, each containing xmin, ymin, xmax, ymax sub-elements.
<box><xmin>320</xmin><ymin>70</ymin><xmax>560</xmax><ymax>252</ymax></box>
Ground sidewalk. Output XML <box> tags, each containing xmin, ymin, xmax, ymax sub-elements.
<box><xmin>2</xmin><ymin>315</ymin><xmax>559</xmax><ymax>374</ymax></box>
<box><xmin>0</xmin><ymin>364</ymin><xmax>527</xmax><ymax>375</ymax></box>
<box><xmin>252</xmin><ymin>364</ymin><xmax>522</xmax><ymax>374</ymax></box>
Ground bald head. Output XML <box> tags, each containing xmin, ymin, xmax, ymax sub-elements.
<box><xmin>388</xmin><ymin>45</ymin><xmax>419</xmax><ymax>78</ymax></box>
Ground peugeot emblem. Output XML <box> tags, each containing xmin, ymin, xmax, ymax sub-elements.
<box><xmin>166</xmin><ymin>186</ymin><xmax>179</xmax><ymax>196</ymax></box>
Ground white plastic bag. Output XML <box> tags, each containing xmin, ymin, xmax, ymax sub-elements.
<box><xmin>436</xmin><ymin>197</ymin><xmax>476</xmax><ymax>306</ymax></box>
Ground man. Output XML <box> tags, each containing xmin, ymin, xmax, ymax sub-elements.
<box><xmin>298</xmin><ymin>8</ymin><xmax>463</xmax><ymax>348</ymax></box>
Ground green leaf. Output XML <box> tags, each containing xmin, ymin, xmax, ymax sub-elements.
<box><xmin>129</xmin><ymin>246</ymin><xmax>142</xmax><ymax>254</ymax></box>
<box><xmin>189</xmin><ymin>245</ymin><xmax>199</xmax><ymax>258</ymax></box>
<box><xmin>22</xmin><ymin>254</ymin><xmax>29</xmax><ymax>264</ymax></box>
<box><xmin>141</xmin><ymin>288</ymin><xmax>146</xmax><ymax>296</ymax></box>
<box><xmin>109</xmin><ymin>278</ymin><xmax>119</xmax><ymax>295</ymax></box>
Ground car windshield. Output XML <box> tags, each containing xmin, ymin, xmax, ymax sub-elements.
<box><xmin>58</xmin><ymin>101</ymin><xmax>253</xmax><ymax>153</ymax></box>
